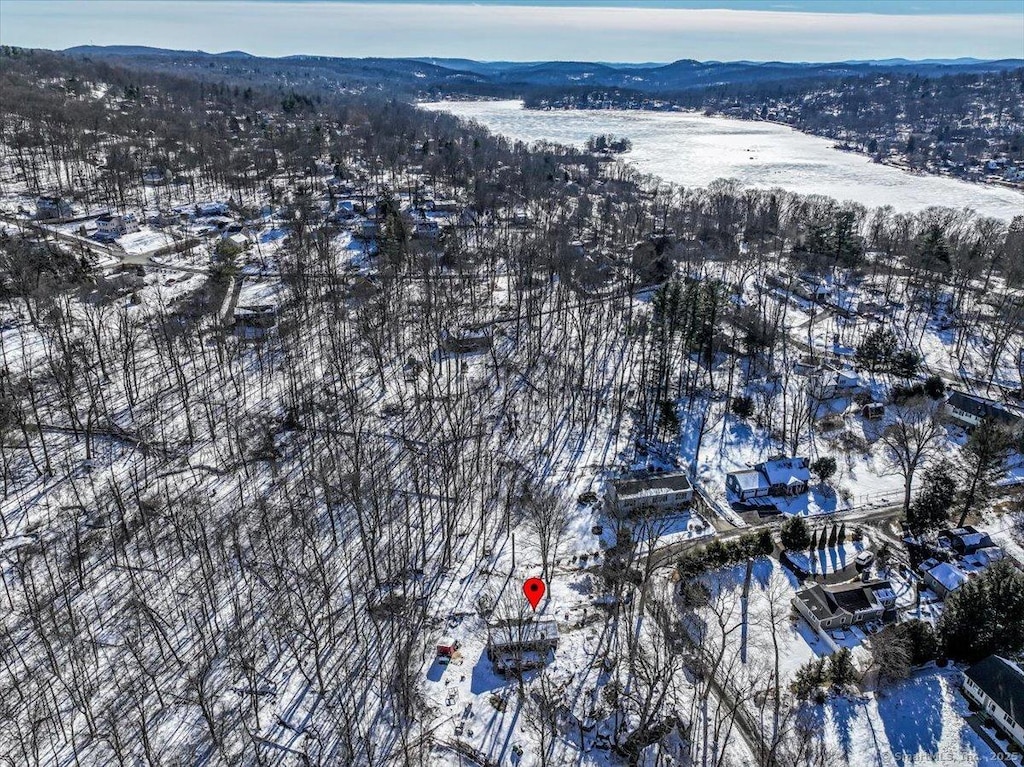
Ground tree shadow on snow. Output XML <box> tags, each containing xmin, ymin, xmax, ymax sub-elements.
<box><xmin>877</xmin><ymin>673</ymin><xmax>945</xmax><ymax>767</ymax></box>
<box><xmin>829</xmin><ymin>695</ymin><xmax>866</xmax><ymax>763</ymax></box>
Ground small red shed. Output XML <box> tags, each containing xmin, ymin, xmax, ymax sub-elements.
<box><xmin>437</xmin><ymin>637</ymin><xmax>459</xmax><ymax>658</ymax></box>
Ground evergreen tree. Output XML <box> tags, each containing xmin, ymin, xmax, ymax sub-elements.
<box><xmin>899</xmin><ymin>620</ymin><xmax>938</xmax><ymax>665</ymax></box>
<box><xmin>792</xmin><ymin>657</ymin><xmax>828</xmax><ymax>701</ymax></box>
<box><xmin>829</xmin><ymin>209</ymin><xmax>864</xmax><ymax>269</ymax></box>
<box><xmin>810</xmin><ymin>456</ymin><xmax>837</xmax><ymax>483</ymax></box>
<box><xmin>855</xmin><ymin>328</ymin><xmax>898</xmax><ymax>374</ymax></box>
<box><xmin>828</xmin><ymin>647</ymin><xmax>856</xmax><ymax>688</ymax></box>
<box><xmin>916</xmin><ymin>223</ymin><xmax>952</xmax><ymax>274</ymax></box>
<box><xmin>957</xmin><ymin>418</ymin><xmax>1013</xmax><ymax>527</ymax></box>
<box><xmin>780</xmin><ymin>516</ymin><xmax>810</xmax><ymax>551</ymax></box>
<box><xmin>907</xmin><ymin>460</ymin><xmax>956</xmax><ymax>536</ymax></box>
<box><xmin>890</xmin><ymin>349</ymin><xmax>921</xmax><ymax>379</ymax></box>
<box><xmin>939</xmin><ymin>560</ymin><xmax>1024</xmax><ymax>662</ymax></box>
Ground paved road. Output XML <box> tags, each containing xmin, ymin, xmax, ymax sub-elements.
<box><xmin>645</xmin><ymin>500</ymin><xmax>907</xmax><ymax>570</ymax></box>
<box><xmin>2</xmin><ymin>213</ymin><xmax>212</xmax><ymax>274</ymax></box>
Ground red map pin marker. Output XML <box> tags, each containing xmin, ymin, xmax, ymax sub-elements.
<box><xmin>523</xmin><ymin>577</ymin><xmax>545</xmax><ymax>610</ymax></box>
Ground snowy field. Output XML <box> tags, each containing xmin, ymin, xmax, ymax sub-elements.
<box><xmin>820</xmin><ymin>667</ymin><xmax>1018</xmax><ymax>767</ymax></box>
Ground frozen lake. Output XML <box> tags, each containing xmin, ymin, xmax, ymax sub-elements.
<box><xmin>420</xmin><ymin>100</ymin><xmax>1024</xmax><ymax>221</ymax></box>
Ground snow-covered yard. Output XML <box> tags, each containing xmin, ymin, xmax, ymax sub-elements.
<box><xmin>787</xmin><ymin>541</ymin><xmax>868</xmax><ymax>576</ymax></box>
<box><xmin>821</xmin><ymin>666</ymin><xmax>1017</xmax><ymax>767</ymax></box>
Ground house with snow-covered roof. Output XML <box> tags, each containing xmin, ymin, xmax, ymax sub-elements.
<box><xmin>809</xmin><ymin>367</ymin><xmax>860</xmax><ymax>401</ymax></box>
<box><xmin>487</xmin><ymin>618</ymin><xmax>559</xmax><ymax>674</ymax></box>
<box><xmin>938</xmin><ymin>526</ymin><xmax>995</xmax><ymax>557</ymax></box>
<box><xmin>606</xmin><ymin>472</ymin><xmax>693</xmax><ymax>516</ymax></box>
<box><xmin>727</xmin><ymin>456</ymin><xmax>810</xmax><ymax>502</ymax></box>
<box><xmin>919</xmin><ymin>558</ymin><xmax>968</xmax><ymax>598</ymax></box>
<box><xmin>233</xmin><ymin>278</ymin><xmax>282</xmax><ymax>331</ymax></box>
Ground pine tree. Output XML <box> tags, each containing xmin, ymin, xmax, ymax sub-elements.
<box><xmin>939</xmin><ymin>560</ymin><xmax>1024</xmax><ymax>662</ymax></box>
<box><xmin>781</xmin><ymin>516</ymin><xmax>810</xmax><ymax>551</ymax></box>
<box><xmin>916</xmin><ymin>223</ymin><xmax>951</xmax><ymax>274</ymax></box>
<box><xmin>855</xmin><ymin>328</ymin><xmax>898</xmax><ymax>374</ymax></box>
<box><xmin>907</xmin><ymin>460</ymin><xmax>956</xmax><ymax>536</ymax></box>
<box><xmin>957</xmin><ymin>418</ymin><xmax>1013</xmax><ymax>526</ymax></box>
<box><xmin>828</xmin><ymin>647</ymin><xmax>856</xmax><ymax>688</ymax></box>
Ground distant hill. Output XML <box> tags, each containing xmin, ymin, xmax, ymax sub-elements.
<box><xmin>59</xmin><ymin>46</ymin><xmax>1023</xmax><ymax>97</ymax></box>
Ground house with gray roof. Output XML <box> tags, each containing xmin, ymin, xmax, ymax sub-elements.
<box><xmin>606</xmin><ymin>472</ymin><xmax>693</xmax><ymax>516</ymax></box>
<box><xmin>963</xmin><ymin>655</ymin><xmax>1024</xmax><ymax>749</ymax></box>
<box><xmin>792</xmin><ymin>579</ymin><xmax>896</xmax><ymax>632</ymax></box>
<box><xmin>945</xmin><ymin>390</ymin><xmax>1023</xmax><ymax>432</ymax></box>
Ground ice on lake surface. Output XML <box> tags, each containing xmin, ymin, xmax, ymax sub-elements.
<box><xmin>421</xmin><ymin>100</ymin><xmax>1024</xmax><ymax>221</ymax></box>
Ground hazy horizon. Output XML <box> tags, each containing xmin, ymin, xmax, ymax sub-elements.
<box><xmin>1</xmin><ymin>0</ymin><xmax>1022</xmax><ymax>63</ymax></box>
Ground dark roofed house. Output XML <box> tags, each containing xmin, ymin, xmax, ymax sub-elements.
<box><xmin>963</xmin><ymin>656</ymin><xmax>1024</xmax><ymax>749</ymax></box>
<box><xmin>938</xmin><ymin>526</ymin><xmax>995</xmax><ymax>557</ymax></box>
<box><xmin>945</xmin><ymin>390</ymin><xmax>1023</xmax><ymax>432</ymax></box>
<box><xmin>792</xmin><ymin>579</ymin><xmax>896</xmax><ymax>632</ymax></box>
<box><xmin>440</xmin><ymin>327</ymin><xmax>492</xmax><ymax>354</ymax></box>
<box><xmin>35</xmin><ymin>195</ymin><xmax>73</xmax><ymax>220</ymax></box>
<box><xmin>487</xmin><ymin>618</ymin><xmax>559</xmax><ymax>674</ymax></box>
<box><xmin>606</xmin><ymin>472</ymin><xmax>693</xmax><ymax>515</ymax></box>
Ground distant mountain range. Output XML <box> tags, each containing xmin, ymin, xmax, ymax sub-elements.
<box><xmin>61</xmin><ymin>45</ymin><xmax>1024</xmax><ymax>94</ymax></box>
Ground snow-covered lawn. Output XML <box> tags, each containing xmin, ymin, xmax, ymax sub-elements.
<box><xmin>820</xmin><ymin>666</ymin><xmax>1016</xmax><ymax>767</ymax></box>
<box><xmin>787</xmin><ymin>541</ymin><xmax>868</xmax><ymax>576</ymax></box>
<box><xmin>117</xmin><ymin>228</ymin><xmax>177</xmax><ymax>256</ymax></box>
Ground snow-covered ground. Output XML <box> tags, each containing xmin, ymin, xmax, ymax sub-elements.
<box><xmin>820</xmin><ymin>667</ymin><xmax>1018</xmax><ymax>767</ymax></box>
<box><xmin>787</xmin><ymin>541</ymin><xmax>868</xmax><ymax>576</ymax></box>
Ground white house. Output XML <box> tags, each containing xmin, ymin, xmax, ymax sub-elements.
<box><xmin>95</xmin><ymin>212</ymin><xmax>138</xmax><ymax>239</ymax></box>
<box><xmin>945</xmin><ymin>390</ymin><xmax>1023</xmax><ymax>432</ymax></box>
<box><xmin>810</xmin><ymin>367</ymin><xmax>860</xmax><ymax>400</ymax></box>
<box><xmin>727</xmin><ymin>456</ymin><xmax>811</xmax><ymax>502</ymax></box>
<box><xmin>606</xmin><ymin>472</ymin><xmax>693</xmax><ymax>516</ymax></box>
<box><xmin>963</xmin><ymin>655</ymin><xmax>1024</xmax><ymax>749</ymax></box>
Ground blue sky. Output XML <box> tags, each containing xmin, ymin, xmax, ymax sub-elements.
<box><xmin>1</xmin><ymin>0</ymin><xmax>1021</xmax><ymax>62</ymax></box>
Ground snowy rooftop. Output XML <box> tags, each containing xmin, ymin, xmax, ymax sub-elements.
<box><xmin>922</xmin><ymin>561</ymin><xmax>968</xmax><ymax>592</ymax></box>
<box><xmin>116</xmin><ymin>229</ymin><xmax>177</xmax><ymax>257</ymax></box>
<box><xmin>760</xmin><ymin>457</ymin><xmax>810</xmax><ymax>486</ymax></box>
<box><xmin>237</xmin><ymin>278</ymin><xmax>285</xmax><ymax>308</ymax></box>
<box><xmin>611</xmin><ymin>472</ymin><xmax>692</xmax><ymax>500</ymax></box>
